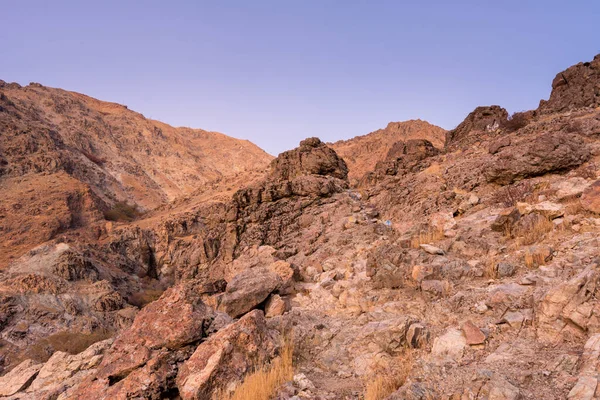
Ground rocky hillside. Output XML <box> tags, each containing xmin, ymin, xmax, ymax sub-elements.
<box><xmin>330</xmin><ymin>119</ymin><xmax>446</xmax><ymax>182</ymax></box>
<box><xmin>1</xmin><ymin>54</ymin><xmax>600</xmax><ymax>400</ymax></box>
<box><xmin>0</xmin><ymin>81</ymin><xmax>272</xmax><ymax>267</ymax></box>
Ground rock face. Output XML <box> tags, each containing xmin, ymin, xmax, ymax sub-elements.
<box><xmin>330</xmin><ymin>119</ymin><xmax>446</xmax><ymax>181</ymax></box>
<box><xmin>539</xmin><ymin>54</ymin><xmax>600</xmax><ymax>114</ymax></box>
<box><xmin>176</xmin><ymin>310</ymin><xmax>277</xmax><ymax>399</ymax></box>
<box><xmin>0</xmin><ymin>359</ymin><xmax>42</xmax><ymax>396</ymax></box>
<box><xmin>445</xmin><ymin>105</ymin><xmax>508</xmax><ymax>150</ymax></box>
<box><xmin>485</xmin><ymin>132</ymin><xmax>590</xmax><ymax>184</ymax></box>
<box><xmin>269</xmin><ymin>137</ymin><xmax>348</xmax><ymax>181</ymax></box>
<box><xmin>217</xmin><ymin>267</ymin><xmax>282</xmax><ymax>318</ymax></box>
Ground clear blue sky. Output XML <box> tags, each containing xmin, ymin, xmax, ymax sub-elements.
<box><xmin>2</xmin><ymin>1</ymin><xmax>599</xmax><ymax>155</ymax></box>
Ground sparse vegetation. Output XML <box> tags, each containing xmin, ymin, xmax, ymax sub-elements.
<box><xmin>216</xmin><ymin>338</ymin><xmax>294</xmax><ymax>400</ymax></box>
<box><xmin>104</xmin><ymin>201</ymin><xmax>141</xmax><ymax>222</ymax></box>
<box><xmin>524</xmin><ymin>250</ymin><xmax>547</xmax><ymax>269</ymax></box>
<box><xmin>514</xmin><ymin>215</ymin><xmax>554</xmax><ymax>246</ymax></box>
<box><xmin>492</xmin><ymin>181</ymin><xmax>535</xmax><ymax>207</ymax></box>
<box><xmin>26</xmin><ymin>330</ymin><xmax>113</xmax><ymax>362</ymax></box>
<box><xmin>128</xmin><ymin>287</ymin><xmax>164</xmax><ymax>308</ymax></box>
<box><xmin>410</xmin><ymin>227</ymin><xmax>445</xmax><ymax>248</ymax></box>
<box><xmin>364</xmin><ymin>351</ymin><xmax>413</xmax><ymax>400</ymax></box>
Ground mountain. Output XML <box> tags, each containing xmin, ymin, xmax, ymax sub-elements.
<box><xmin>0</xmin><ymin>81</ymin><xmax>272</xmax><ymax>267</ymax></box>
<box><xmin>2</xmin><ymin>55</ymin><xmax>600</xmax><ymax>400</ymax></box>
<box><xmin>329</xmin><ymin>119</ymin><xmax>446</xmax><ymax>181</ymax></box>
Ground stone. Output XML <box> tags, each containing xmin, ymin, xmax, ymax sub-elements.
<box><xmin>482</xmin><ymin>376</ymin><xmax>521</xmax><ymax>400</ymax></box>
<box><xmin>516</xmin><ymin>201</ymin><xmax>564</xmax><ymax>219</ymax></box>
<box><xmin>431</xmin><ymin>328</ymin><xmax>466</xmax><ymax>362</ymax></box>
<box><xmin>496</xmin><ymin>262</ymin><xmax>516</xmax><ymax>278</ymax></box>
<box><xmin>421</xmin><ymin>279</ymin><xmax>450</xmax><ymax>298</ymax></box>
<box><xmin>218</xmin><ymin>267</ymin><xmax>282</xmax><ymax>318</ymax></box>
<box><xmin>581</xmin><ymin>180</ymin><xmax>600</xmax><ymax>214</ymax></box>
<box><xmin>293</xmin><ymin>373</ymin><xmax>316</xmax><ymax>391</ymax></box>
<box><xmin>462</xmin><ymin>320</ymin><xmax>486</xmax><ymax>345</ymax></box>
<box><xmin>0</xmin><ymin>359</ymin><xmax>42</xmax><ymax>396</ymax></box>
<box><xmin>419</xmin><ymin>244</ymin><xmax>445</xmax><ymax>255</ymax></box>
<box><xmin>406</xmin><ymin>323</ymin><xmax>430</xmax><ymax>349</ymax></box>
<box><xmin>567</xmin><ymin>376</ymin><xmax>597</xmax><ymax>400</ymax></box>
<box><xmin>176</xmin><ymin>310</ymin><xmax>278</xmax><ymax>399</ymax></box>
<box><xmin>265</xmin><ymin>294</ymin><xmax>288</xmax><ymax>317</ymax></box>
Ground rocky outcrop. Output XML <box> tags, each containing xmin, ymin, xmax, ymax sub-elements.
<box><xmin>330</xmin><ymin>120</ymin><xmax>446</xmax><ymax>181</ymax></box>
<box><xmin>269</xmin><ymin>137</ymin><xmax>348</xmax><ymax>181</ymax></box>
<box><xmin>176</xmin><ymin>310</ymin><xmax>278</xmax><ymax>399</ymax></box>
<box><xmin>445</xmin><ymin>105</ymin><xmax>508</xmax><ymax>150</ymax></box>
<box><xmin>217</xmin><ymin>267</ymin><xmax>282</xmax><ymax>318</ymax></box>
<box><xmin>485</xmin><ymin>132</ymin><xmax>590</xmax><ymax>184</ymax></box>
<box><xmin>539</xmin><ymin>54</ymin><xmax>600</xmax><ymax>114</ymax></box>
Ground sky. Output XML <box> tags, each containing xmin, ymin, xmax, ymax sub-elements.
<box><xmin>2</xmin><ymin>1</ymin><xmax>599</xmax><ymax>155</ymax></box>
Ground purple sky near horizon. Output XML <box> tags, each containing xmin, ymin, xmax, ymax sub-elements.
<box><xmin>2</xmin><ymin>1</ymin><xmax>599</xmax><ymax>155</ymax></box>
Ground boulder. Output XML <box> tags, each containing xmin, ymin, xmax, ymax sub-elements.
<box><xmin>581</xmin><ymin>180</ymin><xmax>600</xmax><ymax>214</ymax></box>
<box><xmin>269</xmin><ymin>137</ymin><xmax>348</xmax><ymax>181</ymax></box>
<box><xmin>431</xmin><ymin>328</ymin><xmax>466</xmax><ymax>362</ymax></box>
<box><xmin>462</xmin><ymin>320</ymin><xmax>486</xmax><ymax>345</ymax></box>
<box><xmin>218</xmin><ymin>267</ymin><xmax>282</xmax><ymax>318</ymax></box>
<box><xmin>265</xmin><ymin>294</ymin><xmax>289</xmax><ymax>317</ymax></box>
<box><xmin>0</xmin><ymin>359</ymin><xmax>43</xmax><ymax>396</ymax></box>
<box><xmin>485</xmin><ymin>132</ymin><xmax>590</xmax><ymax>185</ymax></box>
<box><xmin>176</xmin><ymin>310</ymin><xmax>278</xmax><ymax>399</ymax></box>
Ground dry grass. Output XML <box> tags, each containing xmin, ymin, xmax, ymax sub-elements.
<box><xmin>364</xmin><ymin>351</ymin><xmax>413</xmax><ymax>400</ymax></box>
<box><xmin>26</xmin><ymin>330</ymin><xmax>113</xmax><ymax>362</ymax></box>
<box><xmin>410</xmin><ymin>227</ymin><xmax>445</xmax><ymax>248</ymax></box>
<box><xmin>514</xmin><ymin>215</ymin><xmax>554</xmax><ymax>246</ymax></box>
<box><xmin>524</xmin><ymin>251</ymin><xmax>547</xmax><ymax>269</ymax></box>
<box><xmin>216</xmin><ymin>339</ymin><xmax>294</xmax><ymax>400</ymax></box>
<box><xmin>104</xmin><ymin>201</ymin><xmax>141</xmax><ymax>222</ymax></box>
<box><xmin>484</xmin><ymin>256</ymin><xmax>498</xmax><ymax>279</ymax></box>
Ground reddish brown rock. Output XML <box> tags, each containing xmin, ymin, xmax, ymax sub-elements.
<box><xmin>462</xmin><ymin>320</ymin><xmax>486</xmax><ymax>345</ymax></box>
<box><xmin>217</xmin><ymin>267</ymin><xmax>282</xmax><ymax>318</ymax></box>
<box><xmin>176</xmin><ymin>310</ymin><xmax>278</xmax><ymax>399</ymax></box>
<box><xmin>581</xmin><ymin>180</ymin><xmax>600</xmax><ymax>214</ymax></box>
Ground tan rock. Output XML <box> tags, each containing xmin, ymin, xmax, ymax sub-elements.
<box><xmin>431</xmin><ymin>328</ymin><xmax>466</xmax><ymax>362</ymax></box>
<box><xmin>265</xmin><ymin>294</ymin><xmax>288</xmax><ymax>317</ymax></box>
<box><xmin>419</xmin><ymin>244</ymin><xmax>445</xmax><ymax>255</ymax></box>
<box><xmin>0</xmin><ymin>359</ymin><xmax>42</xmax><ymax>396</ymax></box>
<box><xmin>582</xmin><ymin>180</ymin><xmax>600</xmax><ymax>214</ymax></box>
<box><xmin>176</xmin><ymin>310</ymin><xmax>278</xmax><ymax>399</ymax></box>
<box><xmin>218</xmin><ymin>267</ymin><xmax>282</xmax><ymax>318</ymax></box>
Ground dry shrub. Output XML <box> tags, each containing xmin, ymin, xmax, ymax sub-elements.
<box><xmin>410</xmin><ymin>227</ymin><xmax>445</xmax><ymax>248</ymax></box>
<box><xmin>501</xmin><ymin>111</ymin><xmax>530</xmax><ymax>132</ymax></box>
<box><xmin>26</xmin><ymin>330</ymin><xmax>113</xmax><ymax>362</ymax></box>
<box><xmin>492</xmin><ymin>181</ymin><xmax>534</xmax><ymax>207</ymax></box>
<box><xmin>128</xmin><ymin>288</ymin><xmax>164</xmax><ymax>308</ymax></box>
<box><xmin>514</xmin><ymin>215</ymin><xmax>554</xmax><ymax>246</ymax></box>
<box><xmin>484</xmin><ymin>256</ymin><xmax>498</xmax><ymax>279</ymax></box>
<box><xmin>216</xmin><ymin>338</ymin><xmax>294</xmax><ymax>400</ymax></box>
<box><xmin>104</xmin><ymin>201</ymin><xmax>141</xmax><ymax>222</ymax></box>
<box><xmin>364</xmin><ymin>351</ymin><xmax>413</xmax><ymax>400</ymax></box>
<box><xmin>524</xmin><ymin>251</ymin><xmax>546</xmax><ymax>269</ymax></box>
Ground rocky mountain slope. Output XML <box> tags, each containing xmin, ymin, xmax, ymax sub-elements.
<box><xmin>330</xmin><ymin>119</ymin><xmax>446</xmax><ymax>182</ymax></box>
<box><xmin>1</xmin><ymin>54</ymin><xmax>600</xmax><ymax>400</ymax></box>
<box><xmin>0</xmin><ymin>81</ymin><xmax>272</xmax><ymax>267</ymax></box>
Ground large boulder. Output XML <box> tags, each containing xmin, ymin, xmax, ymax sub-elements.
<box><xmin>539</xmin><ymin>54</ymin><xmax>600</xmax><ymax>114</ymax></box>
<box><xmin>176</xmin><ymin>310</ymin><xmax>278</xmax><ymax>399</ymax></box>
<box><xmin>96</xmin><ymin>283</ymin><xmax>216</xmax><ymax>381</ymax></box>
<box><xmin>269</xmin><ymin>137</ymin><xmax>348</xmax><ymax>181</ymax></box>
<box><xmin>485</xmin><ymin>132</ymin><xmax>590</xmax><ymax>185</ymax></box>
<box><xmin>217</xmin><ymin>267</ymin><xmax>282</xmax><ymax>318</ymax></box>
<box><xmin>0</xmin><ymin>359</ymin><xmax>42</xmax><ymax>396</ymax></box>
